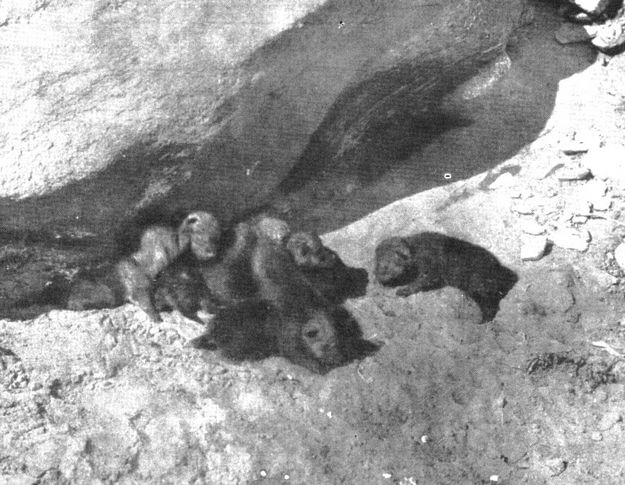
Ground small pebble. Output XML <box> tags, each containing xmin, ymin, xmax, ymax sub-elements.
<box><xmin>489</xmin><ymin>475</ymin><xmax>499</xmax><ymax>483</ymax></box>
<box><xmin>561</xmin><ymin>139</ymin><xmax>590</xmax><ymax>155</ymax></box>
<box><xmin>259</xmin><ymin>470</ymin><xmax>267</xmax><ymax>478</ymax></box>
<box><xmin>520</xmin><ymin>219</ymin><xmax>546</xmax><ymax>235</ymax></box>
<box><xmin>614</xmin><ymin>242</ymin><xmax>625</xmax><ymax>272</ymax></box>
<box><xmin>550</xmin><ymin>228</ymin><xmax>591</xmax><ymax>252</ymax></box>
<box><xmin>420</xmin><ymin>435</ymin><xmax>429</xmax><ymax>444</ymax></box>
<box><xmin>592</xmin><ymin>11</ymin><xmax>625</xmax><ymax>50</ymax></box>
<box><xmin>511</xmin><ymin>202</ymin><xmax>535</xmax><ymax>215</ymax></box>
<box><xmin>103</xmin><ymin>333</ymin><xmax>117</xmax><ymax>350</ymax></box>
<box><xmin>598</xmin><ymin>411</ymin><xmax>622</xmax><ymax>431</ymax></box>
<box><xmin>544</xmin><ymin>187</ymin><xmax>559</xmax><ymax>198</ymax></box>
<box><xmin>569</xmin><ymin>200</ymin><xmax>593</xmax><ymax>215</ymax></box>
<box><xmin>592</xmin><ymin>198</ymin><xmax>612</xmax><ymax>211</ymax></box>
<box><xmin>583</xmin><ymin>145</ymin><xmax>625</xmax><ymax>184</ymax></box>
<box><xmin>536</xmin><ymin>161</ymin><xmax>564</xmax><ymax>179</ymax></box>
<box><xmin>581</xmin><ymin>179</ymin><xmax>607</xmax><ymax>199</ymax></box>
<box><xmin>382</xmin><ymin>473</ymin><xmax>392</xmax><ymax>479</ymax></box>
<box><xmin>489</xmin><ymin>171</ymin><xmax>516</xmax><ymax>189</ymax></box>
<box><xmin>593</xmin><ymin>388</ymin><xmax>608</xmax><ymax>403</ymax></box>
<box><xmin>520</xmin><ymin>235</ymin><xmax>548</xmax><ymax>261</ymax></box>
<box><xmin>590</xmin><ymin>431</ymin><xmax>603</xmax><ymax>441</ymax></box>
<box><xmin>544</xmin><ymin>457</ymin><xmax>567</xmax><ymax>477</ymax></box>
<box><xmin>564</xmin><ymin>130</ymin><xmax>602</xmax><ymax>153</ymax></box>
<box><xmin>587</xmin><ymin>267</ymin><xmax>619</xmax><ymax>289</ymax></box>
<box><xmin>557</xmin><ymin>166</ymin><xmax>591</xmax><ymax>181</ymax></box>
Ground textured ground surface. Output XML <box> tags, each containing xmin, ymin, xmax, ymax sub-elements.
<box><xmin>3</xmin><ymin>2</ymin><xmax>625</xmax><ymax>484</ymax></box>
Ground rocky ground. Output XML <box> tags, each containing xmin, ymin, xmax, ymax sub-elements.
<box><xmin>3</xmin><ymin>1</ymin><xmax>625</xmax><ymax>484</ymax></box>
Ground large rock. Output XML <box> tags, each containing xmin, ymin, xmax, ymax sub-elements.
<box><xmin>0</xmin><ymin>0</ymin><xmax>527</xmax><ymax>246</ymax></box>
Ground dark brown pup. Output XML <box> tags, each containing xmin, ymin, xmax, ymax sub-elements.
<box><xmin>248</xmin><ymin>237</ymin><xmax>344</xmax><ymax>372</ymax></box>
<box><xmin>190</xmin><ymin>298</ymin><xmax>345</xmax><ymax>374</ymax></box>
<box><xmin>374</xmin><ymin>232</ymin><xmax>518</xmax><ymax>322</ymax></box>
<box><xmin>153</xmin><ymin>220</ymin><xmax>261</xmax><ymax>312</ymax></box>
<box><xmin>188</xmin><ymin>228</ymin><xmax>378</xmax><ymax>372</ymax></box>
<box><xmin>190</xmin><ymin>238</ymin><xmax>345</xmax><ymax>373</ymax></box>
<box><xmin>153</xmin><ymin>215</ymin><xmax>291</xmax><ymax>321</ymax></box>
<box><xmin>154</xmin><ymin>224</ymin><xmax>369</xmax><ymax>322</ymax></box>
<box><xmin>287</xmin><ymin>231</ymin><xmax>368</xmax><ymax>303</ymax></box>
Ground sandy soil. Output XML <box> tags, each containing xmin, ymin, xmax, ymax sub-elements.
<box><xmin>2</xmin><ymin>2</ymin><xmax>625</xmax><ymax>484</ymax></box>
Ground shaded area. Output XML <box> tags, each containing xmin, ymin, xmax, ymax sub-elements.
<box><xmin>272</xmin><ymin>1</ymin><xmax>597</xmax><ymax>233</ymax></box>
<box><xmin>332</xmin><ymin>305</ymin><xmax>381</xmax><ymax>362</ymax></box>
<box><xmin>278</xmin><ymin>54</ymin><xmax>488</xmax><ymax>194</ymax></box>
<box><xmin>0</xmin><ymin>140</ymin><xmax>199</xmax><ymax>252</ymax></box>
<box><xmin>0</xmin><ymin>262</ymin><xmax>119</xmax><ymax>321</ymax></box>
<box><xmin>299</xmin><ymin>263</ymin><xmax>368</xmax><ymax>304</ymax></box>
<box><xmin>374</xmin><ymin>232</ymin><xmax>518</xmax><ymax>322</ymax></box>
<box><xmin>351</xmin><ymin>111</ymin><xmax>473</xmax><ymax>185</ymax></box>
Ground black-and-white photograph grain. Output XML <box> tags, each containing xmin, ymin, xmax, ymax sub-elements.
<box><xmin>2</xmin><ymin>0</ymin><xmax>625</xmax><ymax>483</ymax></box>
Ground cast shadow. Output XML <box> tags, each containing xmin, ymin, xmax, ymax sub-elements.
<box><xmin>272</xmin><ymin>0</ymin><xmax>598</xmax><ymax>232</ymax></box>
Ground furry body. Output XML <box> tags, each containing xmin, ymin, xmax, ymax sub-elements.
<box><xmin>68</xmin><ymin>211</ymin><xmax>221</xmax><ymax>320</ymax></box>
<box><xmin>374</xmin><ymin>232</ymin><xmax>518</xmax><ymax>322</ymax></box>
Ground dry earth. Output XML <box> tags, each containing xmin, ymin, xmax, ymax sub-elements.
<box><xmin>3</xmin><ymin>1</ymin><xmax>625</xmax><ymax>484</ymax></box>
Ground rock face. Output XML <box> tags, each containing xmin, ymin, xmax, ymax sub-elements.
<box><xmin>0</xmin><ymin>0</ymin><xmax>527</xmax><ymax>247</ymax></box>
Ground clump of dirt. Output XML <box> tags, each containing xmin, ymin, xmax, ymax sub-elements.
<box><xmin>527</xmin><ymin>351</ymin><xmax>619</xmax><ymax>392</ymax></box>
